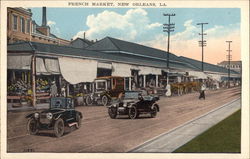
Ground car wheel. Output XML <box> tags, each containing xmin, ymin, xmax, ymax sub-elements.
<box><xmin>54</xmin><ymin>118</ymin><xmax>64</xmax><ymax>137</ymax></box>
<box><xmin>108</xmin><ymin>107</ymin><xmax>117</xmax><ymax>119</ymax></box>
<box><xmin>129</xmin><ymin>106</ymin><xmax>138</xmax><ymax>119</ymax></box>
<box><xmin>151</xmin><ymin>104</ymin><xmax>158</xmax><ymax>118</ymax></box>
<box><xmin>27</xmin><ymin>118</ymin><xmax>38</xmax><ymax>135</ymax></box>
<box><xmin>76</xmin><ymin>114</ymin><xmax>82</xmax><ymax>129</ymax></box>
<box><xmin>102</xmin><ymin>95</ymin><xmax>109</xmax><ymax>106</ymax></box>
<box><xmin>85</xmin><ymin>95</ymin><xmax>92</xmax><ymax>106</ymax></box>
<box><xmin>136</xmin><ymin>112</ymin><xmax>140</xmax><ymax>118</ymax></box>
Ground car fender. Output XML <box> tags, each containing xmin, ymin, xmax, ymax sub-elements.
<box><xmin>25</xmin><ymin>113</ymin><xmax>34</xmax><ymax>119</ymax></box>
<box><xmin>54</xmin><ymin>114</ymin><xmax>63</xmax><ymax>120</ymax></box>
<box><xmin>76</xmin><ymin>111</ymin><xmax>83</xmax><ymax>119</ymax></box>
<box><xmin>101</xmin><ymin>92</ymin><xmax>111</xmax><ymax>99</ymax></box>
<box><xmin>127</xmin><ymin>103</ymin><xmax>136</xmax><ymax>108</ymax></box>
<box><xmin>151</xmin><ymin>103</ymin><xmax>160</xmax><ymax>112</ymax></box>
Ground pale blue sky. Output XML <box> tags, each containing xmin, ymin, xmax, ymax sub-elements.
<box><xmin>29</xmin><ymin>8</ymin><xmax>241</xmax><ymax>64</ymax></box>
<box><xmin>30</xmin><ymin>8</ymin><xmax>240</xmax><ymax>41</ymax></box>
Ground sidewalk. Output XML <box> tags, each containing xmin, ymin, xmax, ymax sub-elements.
<box><xmin>129</xmin><ymin>98</ymin><xmax>241</xmax><ymax>153</ymax></box>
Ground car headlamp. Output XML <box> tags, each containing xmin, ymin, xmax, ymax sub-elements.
<box><xmin>98</xmin><ymin>94</ymin><xmax>100</xmax><ymax>97</ymax></box>
<box><xmin>46</xmin><ymin>112</ymin><xmax>53</xmax><ymax>120</ymax></box>
<box><xmin>123</xmin><ymin>102</ymin><xmax>127</xmax><ymax>107</ymax></box>
<box><xmin>34</xmin><ymin>112</ymin><xmax>39</xmax><ymax>119</ymax></box>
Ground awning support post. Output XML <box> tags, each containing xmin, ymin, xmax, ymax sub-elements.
<box><xmin>31</xmin><ymin>55</ymin><xmax>36</xmax><ymax>107</ymax></box>
<box><xmin>156</xmin><ymin>75</ymin><xmax>158</xmax><ymax>87</ymax></box>
<box><xmin>143</xmin><ymin>75</ymin><xmax>146</xmax><ymax>88</ymax></box>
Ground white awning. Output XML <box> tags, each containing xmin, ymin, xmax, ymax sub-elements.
<box><xmin>7</xmin><ymin>55</ymin><xmax>31</xmax><ymax>70</ymax></box>
<box><xmin>45</xmin><ymin>58</ymin><xmax>60</xmax><ymax>74</ymax></box>
<box><xmin>139</xmin><ymin>66</ymin><xmax>162</xmax><ymax>75</ymax></box>
<box><xmin>112</xmin><ymin>62</ymin><xmax>132</xmax><ymax>77</ymax></box>
<box><xmin>58</xmin><ymin>57</ymin><xmax>97</xmax><ymax>84</ymax></box>
<box><xmin>36</xmin><ymin>57</ymin><xmax>51</xmax><ymax>75</ymax></box>
<box><xmin>188</xmin><ymin>71</ymin><xmax>208</xmax><ymax>79</ymax></box>
<box><xmin>98</xmin><ymin>62</ymin><xmax>112</xmax><ymax>69</ymax></box>
<box><xmin>207</xmin><ymin>74</ymin><xmax>222</xmax><ymax>81</ymax></box>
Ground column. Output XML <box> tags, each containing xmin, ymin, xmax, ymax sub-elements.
<box><xmin>143</xmin><ymin>75</ymin><xmax>146</xmax><ymax>87</ymax></box>
<box><xmin>129</xmin><ymin>77</ymin><xmax>131</xmax><ymax>91</ymax></box>
<box><xmin>66</xmin><ymin>83</ymin><xmax>70</xmax><ymax>97</ymax></box>
<box><xmin>156</xmin><ymin>75</ymin><xmax>158</xmax><ymax>87</ymax></box>
<box><xmin>31</xmin><ymin>55</ymin><xmax>36</xmax><ymax>107</ymax></box>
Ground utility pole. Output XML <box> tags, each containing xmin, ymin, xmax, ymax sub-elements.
<box><xmin>163</xmin><ymin>13</ymin><xmax>175</xmax><ymax>84</ymax></box>
<box><xmin>226</xmin><ymin>41</ymin><xmax>232</xmax><ymax>88</ymax></box>
<box><xmin>197</xmin><ymin>23</ymin><xmax>208</xmax><ymax>72</ymax></box>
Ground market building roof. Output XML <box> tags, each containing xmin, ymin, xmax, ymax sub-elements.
<box><xmin>7</xmin><ymin>41</ymin><xmax>198</xmax><ymax>71</ymax></box>
<box><xmin>86</xmin><ymin>36</ymin><xmax>183</xmax><ymax>63</ymax></box>
<box><xmin>179</xmin><ymin>56</ymin><xmax>239</xmax><ymax>75</ymax></box>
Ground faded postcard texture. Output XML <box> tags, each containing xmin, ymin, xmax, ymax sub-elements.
<box><xmin>1</xmin><ymin>0</ymin><xmax>249</xmax><ymax>159</ymax></box>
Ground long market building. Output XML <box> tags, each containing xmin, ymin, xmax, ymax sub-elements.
<box><xmin>7</xmin><ymin>36</ymin><xmax>240</xmax><ymax>106</ymax></box>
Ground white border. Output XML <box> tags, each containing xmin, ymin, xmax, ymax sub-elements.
<box><xmin>1</xmin><ymin>1</ymin><xmax>249</xmax><ymax>159</ymax></box>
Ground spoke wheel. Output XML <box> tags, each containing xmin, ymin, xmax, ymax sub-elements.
<box><xmin>85</xmin><ymin>95</ymin><xmax>92</xmax><ymax>106</ymax></box>
<box><xmin>102</xmin><ymin>95</ymin><xmax>109</xmax><ymax>106</ymax></box>
<box><xmin>27</xmin><ymin>118</ymin><xmax>38</xmax><ymax>135</ymax></box>
<box><xmin>108</xmin><ymin>107</ymin><xmax>117</xmax><ymax>119</ymax></box>
<box><xmin>151</xmin><ymin>105</ymin><xmax>158</xmax><ymax>118</ymax></box>
<box><xmin>129</xmin><ymin>106</ymin><xmax>138</xmax><ymax>119</ymax></box>
<box><xmin>54</xmin><ymin>118</ymin><xmax>64</xmax><ymax>137</ymax></box>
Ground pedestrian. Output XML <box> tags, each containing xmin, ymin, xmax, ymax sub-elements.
<box><xmin>199</xmin><ymin>83</ymin><xmax>206</xmax><ymax>100</ymax></box>
<box><xmin>50</xmin><ymin>81</ymin><xmax>58</xmax><ymax>97</ymax></box>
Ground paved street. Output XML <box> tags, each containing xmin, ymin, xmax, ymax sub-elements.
<box><xmin>7</xmin><ymin>87</ymin><xmax>241</xmax><ymax>153</ymax></box>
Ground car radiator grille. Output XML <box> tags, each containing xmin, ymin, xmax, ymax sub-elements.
<box><xmin>39</xmin><ymin>113</ymin><xmax>51</xmax><ymax>124</ymax></box>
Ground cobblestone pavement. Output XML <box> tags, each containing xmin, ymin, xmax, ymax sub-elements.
<box><xmin>6</xmin><ymin>87</ymin><xmax>241</xmax><ymax>153</ymax></box>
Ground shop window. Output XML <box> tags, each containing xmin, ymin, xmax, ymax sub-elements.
<box><xmin>13</xmin><ymin>15</ymin><xmax>18</xmax><ymax>31</ymax></box>
<box><xmin>20</xmin><ymin>17</ymin><xmax>25</xmax><ymax>33</ymax></box>
<box><xmin>32</xmin><ymin>23</ymin><xmax>36</xmax><ymax>33</ymax></box>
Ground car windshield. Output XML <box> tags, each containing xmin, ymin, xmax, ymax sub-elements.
<box><xmin>124</xmin><ymin>92</ymin><xmax>139</xmax><ymax>99</ymax></box>
<box><xmin>50</xmin><ymin>98</ymin><xmax>73</xmax><ymax>109</ymax></box>
<box><xmin>95</xmin><ymin>80</ymin><xmax>106</xmax><ymax>91</ymax></box>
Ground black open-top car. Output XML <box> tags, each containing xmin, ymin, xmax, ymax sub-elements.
<box><xmin>26</xmin><ymin>97</ymin><xmax>83</xmax><ymax>137</ymax></box>
<box><xmin>107</xmin><ymin>91</ymin><xmax>160</xmax><ymax>119</ymax></box>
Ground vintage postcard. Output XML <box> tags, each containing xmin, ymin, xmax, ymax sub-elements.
<box><xmin>0</xmin><ymin>0</ymin><xmax>249</xmax><ymax>159</ymax></box>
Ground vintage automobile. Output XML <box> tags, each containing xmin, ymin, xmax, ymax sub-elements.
<box><xmin>85</xmin><ymin>76</ymin><xmax>124</xmax><ymax>106</ymax></box>
<box><xmin>107</xmin><ymin>91</ymin><xmax>160</xmax><ymax>119</ymax></box>
<box><xmin>26</xmin><ymin>97</ymin><xmax>83</xmax><ymax>137</ymax></box>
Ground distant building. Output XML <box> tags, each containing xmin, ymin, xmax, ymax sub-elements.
<box><xmin>7</xmin><ymin>7</ymin><xmax>70</xmax><ymax>45</ymax></box>
<box><xmin>70</xmin><ymin>37</ymin><xmax>95</xmax><ymax>49</ymax></box>
<box><xmin>217</xmin><ymin>61</ymin><xmax>242</xmax><ymax>73</ymax></box>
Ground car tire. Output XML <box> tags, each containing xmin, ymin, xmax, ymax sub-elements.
<box><xmin>54</xmin><ymin>118</ymin><xmax>64</xmax><ymax>137</ymax></box>
<box><xmin>129</xmin><ymin>106</ymin><xmax>138</xmax><ymax>119</ymax></box>
<box><xmin>102</xmin><ymin>95</ymin><xmax>109</xmax><ymax>106</ymax></box>
<box><xmin>85</xmin><ymin>95</ymin><xmax>92</xmax><ymax>106</ymax></box>
<box><xmin>27</xmin><ymin>118</ymin><xmax>38</xmax><ymax>135</ymax></box>
<box><xmin>76</xmin><ymin>114</ymin><xmax>81</xmax><ymax>129</ymax></box>
<box><xmin>150</xmin><ymin>104</ymin><xmax>158</xmax><ymax>118</ymax></box>
<box><xmin>136</xmin><ymin>112</ymin><xmax>140</xmax><ymax>118</ymax></box>
<box><xmin>108</xmin><ymin>107</ymin><xmax>117</xmax><ymax>119</ymax></box>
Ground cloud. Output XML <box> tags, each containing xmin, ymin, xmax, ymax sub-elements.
<box><xmin>47</xmin><ymin>20</ymin><xmax>56</xmax><ymax>26</ymax></box>
<box><xmin>141</xmin><ymin>20</ymin><xmax>240</xmax><ymax>64</ymax></box>
<box><xmin>47</xmin><ymin>20</ymin><xmax>61</xmax><ymax>36</ymax></box>
<box><xmin>73</xmin><ymin>8</ymin><xmax>161</xmax><ymax>41</ymax></box>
